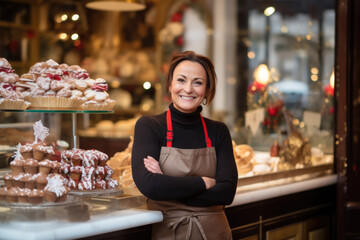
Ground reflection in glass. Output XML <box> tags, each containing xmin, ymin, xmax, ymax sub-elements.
<box><xmin>233</xmin><ymin>0</ymin><xmax>335</xmax><ymax>177</ymax></box>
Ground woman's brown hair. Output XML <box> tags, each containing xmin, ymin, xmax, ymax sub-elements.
<box><xmin>165</xmin><ymin>51</ymin><xmax>217</xmax><ymax>105</ymax></box>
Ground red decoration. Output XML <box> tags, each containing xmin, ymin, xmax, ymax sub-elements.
<box><xmin>171</xmin><ymin>12</ymin><xmax>183</xmax><ymax>22</ymax></box>
<box><xmin>267</xmin><ymin>106</ymin><xmax>278</xmax><ymax>117</ymax></box>
<box><xmin>176</xmin><ymin>36</ymin><xmax>184</xmax><ymax>46</ymax></box>
<box><xmin>324</xmin><ymin>84</ymin><xmax>334</xmax><ymax>96</ymax></box>
<box><xmin>26</xmin><ymin>30</ymin><xmax>35</xmax><ymax>39</ymax></box>
<box><xmin>92</xmin><ymin>83</ymin><xmax>108</xmax><ymax>91</ymax></box>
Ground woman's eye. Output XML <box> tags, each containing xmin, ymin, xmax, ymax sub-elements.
<box><xmin>177</xmin><ymin>78</ymin><xmax>185</xmax><ymax>82</ymax></box>
<box><xmin>194</xmin><ymin>81</ymin><xmax>203</xmax><ymax>85</ymax></box>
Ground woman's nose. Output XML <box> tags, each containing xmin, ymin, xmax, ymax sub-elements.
<box><xmin>184</xmin><ymin>81</ymin><xmax>193</xmax><ymax>92</ymax></box>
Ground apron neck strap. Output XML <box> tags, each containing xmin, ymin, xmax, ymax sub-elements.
<box><xmin>166</xmin><ymin>110</ymin><xmax>212</xmax><ymax>148</ymax></box>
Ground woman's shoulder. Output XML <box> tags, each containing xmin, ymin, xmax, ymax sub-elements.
<box><xmin>202</xmin><ymin>116</ymin><xmax>228</xmax><ymax>129</ymax></box>
<box><xmin>135</xmin><ymin>112</ymin><xmax>166</xmax><ymax>128</ymax></box>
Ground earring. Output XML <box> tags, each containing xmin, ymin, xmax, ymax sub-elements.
<box><xmin>202</xmin><ymin>98</ymin><xmax>207</xmax><ymax>105</ymax></box>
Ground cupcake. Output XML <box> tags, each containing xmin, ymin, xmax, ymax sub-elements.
<box><xmin>50</xmin><ymin>161</ymin><xmax>60</xmax><ymax>173</ymax></box>
<box><xmin>44</xmin><ymin>146</ymin><xmax>55</xmax><ymax>160</ymax></box>
<box><xmin>6</xmin><ymin>187</ymin><xmax>19</xmax><ymax>202</ymax></box>
<box><xmin>61</xmin><ymin>150</ymin><xmax>73</xmax><ymax>163</ymax></box>
<box><xmin>17</xmin><ymin>188</ymin><xmax>30</xmax><ymax>203</ymax></box>
<box><xmin>78</xmin><ymin>180</ymin><xmax>94</xmax><ymax>191</ymax></box>
<box><xmin>97</xmin><ymin>151</ymin><xmax>109</xmax><ymax>166</ymax></box>
<box><xmin>12</xmin><ymin>173</ymin><xmax>27</xmax><ymax>188</ymax></box>
<box><xmin>23</xmin><ymin>173</ymin><xmax>39</xmax><ymax>190</ymax></box>
<box><xmin>36</xmin><ymin>173</ymin><xmax>48</xmax><ymax>190</ymax></box>
<box><xmin>70</xmin><ymin>150</ymin><xmax>83</xmax><ymax>166</ymax></box>
<box><xmin>0</xmin><ymin>187</ymin><xmax>8</xmax><ymax>201</ymax></box>
<box><xmin>32</xmin><ymin>143</ymin><xmax>48</xmax><ymax>160</ymax></box>
<box><xmin>104</xmin><ymin>165</ymin><xmax>114</xmax><ymax>181</ymax></box>
<box><xmin>28</xmin><ymin>189</ymin><xmax>44</xmax><ymax>204</ymax></box>
<box><xmin>69</xmin><ymin>166</ymin><xmax>82</xmax><ymax>182</ymax></box>
<box><xmin>38</xmin><ymin>159</ymin><xmax>54</xmax><ymax>174</ymax></box>
<box><xmin>59</xmin><ymin>162</ymin><xmax>71</xmax><ymax>178</ymax></box>
<box><xmin>82</xmin><ymin>150</ymin><xmax>98</xmax><ymax>167</ymax></box>
<box><xmin>95</xmin><ymin>179</ymin><xmax>106</xmax><ymax>190</ymax></box>
<box><xmin>81</xmin><ymin>167</ymin><xmax>95</xmax><ymax>181</ymax></box>
<box><xmin>10</xmin><ymin>158</ymin><xmax>25</xmax><ymax>174</ymax></box>
<box><xmin>68</xmin><ymin>179</ymin><xmax>79</xmax><ymax>190</ymax></box>
<box><xmin>106</xmin><ymin>178</ymin><xmax>119</xmax><ymax>189</ymax></box>
<box><xmin>20</xmin><ymin>143</ymin><xmax>33</xmax><ymax>159</ymax></box>
<box><xmin>95</xmin><ymin>166</ymin><xmax>105</xmax><ymax>180</ymax></box>
<box><xmin>44</xmin><ymin>174</ymin><xmax>69</xmax><ymax>202</ymax></box>
<box><xmin>23</xmin><ymin>158</ymin><xmax>39</xmax><ymax>174</ymax></box>
<box><xmin>3</xmin><ymin>173</ymin><xmax>14</xmax><ymax>188</ymax></box>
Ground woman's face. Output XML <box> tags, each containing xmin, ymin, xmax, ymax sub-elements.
<box><xmin>169</xmin><ymin>60</ymin><xmax>207</xmax><ymax>113</ymax></box>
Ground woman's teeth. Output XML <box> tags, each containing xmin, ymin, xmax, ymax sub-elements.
<box><xmin>181</xmin><ymin>96</ymin><xmax>195</xmax><ymax>99</ymax></box>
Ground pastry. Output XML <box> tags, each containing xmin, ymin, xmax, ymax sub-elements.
<box><xmin>44</xmin><ymin>174</ymin><xmax>69</xmax><ymax>202</ymax></box>
<box><xmin>10</xmin><ymin>158</ymin><xmax>25</xmax><ymax>174</ymax></box>
<box><xmin>6</xmin><ymin>187</ymin><xmax>19</xmax><ymax>202</ymax></box>
<box><xmin>20</xmin><ymin>143</ymin><xmax>33</xmax><ymax>159</ymax></box>
<box><xmin>38</xmin><ymin>159</ymin><xmax>55</xmax><ymax>174</ymax></box>
<box><xmin>3</xmin><ymin>173</ymin><xmax>14</xmax><ymax>188</ymax></box>
<box><xmin>23</xmin><ymin>158</ymin><xmax>39</xmax><ymax>174</ymax></box>
<box><xmin>32</xmin><ymin>143</ymin><xmax>48</xmax><ymax>160</ymax></box>
<box><xmin>17</xmin><ymin>188</ymin><xmax>30</xmax><ymax>203</ymax></box>
<box><xmin>36</xmin><ymin>173</ymin><xmax>48</xmax><ymax>190</ymax></box>
<box><xmin>28</xmin><ymin>189</ymin><xmax>44</xmax><ymax>204</ymax></box>
<box><xmin>69</xmin><ymin>166</ymin><xmax>82</xmax><ymax>181</ymax></box>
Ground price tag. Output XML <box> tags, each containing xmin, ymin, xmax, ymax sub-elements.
<box><xmin>245</xmin><ymin>108</ymin><xmax>265</xmax><ymax>135</ymax></box>
<box><xmin>303</xmin><ymin>111</ymin><xmax>321</xmax><ymax>130</ymax></box>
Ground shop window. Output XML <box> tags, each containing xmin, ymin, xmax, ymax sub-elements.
<box><xmin>232</xmin><ymin>0</ymin><xmax>335</xmax><ymax>179</ymax></box>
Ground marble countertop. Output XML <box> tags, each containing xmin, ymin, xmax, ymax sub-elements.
<box><xmin>0</xmin><ymin>174</ymin><xmax>337</xmax><ymax>240</ymax></box>
<box><xmin>0</xmin><ymin>207</ymin><xmax>163</xmax><ymax>240</ymax></box>
<box><xmin>229</xmin><ymin>174</ymin><xmax>337</xmax><ymax>207</ymax></box>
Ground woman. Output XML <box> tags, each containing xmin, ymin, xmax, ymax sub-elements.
<box><xmin>132</xmin><ymin>51</ymin><xmax>238</xmax><ymax>240</ymax></box>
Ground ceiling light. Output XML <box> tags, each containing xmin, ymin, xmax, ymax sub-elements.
<box><xmin>85</xmin><ymin>0</ymin><xmax>146</xmax><ymax>12</ymax></box>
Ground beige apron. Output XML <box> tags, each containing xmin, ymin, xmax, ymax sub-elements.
<box><xmin>147</xmin><ymin>110</ymin><xmax>232</xmax><ymax>240</ymax></box>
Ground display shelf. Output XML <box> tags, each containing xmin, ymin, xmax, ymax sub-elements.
<box><xmin>237</xmin><ymin>163</ymin><xmax>333</xmax><ymax>187</ymax></box>
<box><xmin>0</xmin><ymin>195</ymin><xmax>81</xmax><ymax>209</ymax></box>
<box><xmin>0</xmin><ymin>109</ymin><xmax>114</xmax><ymax>149</ymax></box>
<box><xmin>70</xmin><ymin>188</ymin><xmax>123</xmax><ymax>198</ymax></box>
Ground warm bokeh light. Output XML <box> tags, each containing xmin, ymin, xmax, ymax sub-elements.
<box><xmin>71</xmin><ymin>33</ymin><xmax>79</xmax><ymax>40</ymax></box>
<box><xmin>143</xmin><ymin>81</ymin><xmax>151</xmax><ymax>90</ymax></box>
<box><xmin>311</xmin><ymin>75</ymin><xmax>318</xmax><ymax>81</ymax></box>
<box><xmin>111</xmin><ymin>80</ymin><xmax>121</xmax><ymax>88</ymax></box>
<box><xmin>72</xmin><ymin>14</ymin><xmax>80</xmax><ymax>21</ymax></box>
<box><xmin>254</xmin><ymin>64</ymin><xmax>270</xmax><ymax>86</ymax></box>
<box><xmin>264</xmin><ymin>7</ymin><xmax>275</xmax><ymax>16</ymax></box>
<box><xmin>281</xmin><ymin>25</ymin><xmax>288</xmax><ymax>33</ymax></box>
<box><xmin>311</xmin><ymin>67</ymin><xmax>318</xmax><ymax>74</ymax></box>
<box><xmin>330</xmin><ymin>70</ymin><xmax>335</xmax><ymax>88</ymax></box>
<box><xmin>248</xmin><ymin>51</ymin><xmax>255</xmax><ymax>59</ymax></box>
<box><xmin>61</xmin><ymin>14</ymin><xmax>68</xmax><ymax>22</ymax></box>
<box><xmin>58</xmin><ymin>33</ymin><xmax>68</xmax><ymax>40</ymax></box>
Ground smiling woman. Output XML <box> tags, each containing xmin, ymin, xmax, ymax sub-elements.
<box><xmin>131</xmin><ymin>51</ymin><xmax>237</xmax><ymax>239</ymax></box>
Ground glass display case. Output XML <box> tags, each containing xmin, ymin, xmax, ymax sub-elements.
<box><xmin>0</xmin><ymin>0</ymin><xmax>336</xmax><ymax>194</ymax></box>
<box><xmin>225</xmin><ymin>0</ymin><xmax>336</xmax><ymax>187</ymax></box>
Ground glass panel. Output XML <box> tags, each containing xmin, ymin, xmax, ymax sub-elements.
<box><xmin>233</xmin><ymin>0</ymin><xmax>335</xmax><ymax>177</ymax></box>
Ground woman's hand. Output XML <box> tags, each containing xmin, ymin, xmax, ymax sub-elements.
<box><xmin>201</xmin><ymin>177</ymin><xmax>215</xmax><ymax>190</ymax></box>
<box><xmin>144</xmin><ymin>156</ymin><xmax>163</xmax><ymax>174</ymax></box>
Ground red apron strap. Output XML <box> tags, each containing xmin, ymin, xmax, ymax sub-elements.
<box><xmin>166</xmin><ymin>110</ymin><xmax>212</xmax><ymax>148</ymax></box>
<box><xmin>200</xmin><ymin>115</ymin><xmax>212</xmax><ymax>147</ymax></box>
<box><xmin>166</xmin><ymin>110</ymin><xmax>173</xmax><ymax>147</ymax></box>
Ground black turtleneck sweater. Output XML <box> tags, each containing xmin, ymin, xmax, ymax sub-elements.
<box><xmin>131</xmin><ymin>104</ymin><xmax>238</xmax><ymax>206</ymax></box>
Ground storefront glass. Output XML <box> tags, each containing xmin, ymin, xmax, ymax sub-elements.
<box><xmin>231</xmin><ymin>0</ymin><xmax>335</xmax><ymax>178</ymax></box>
